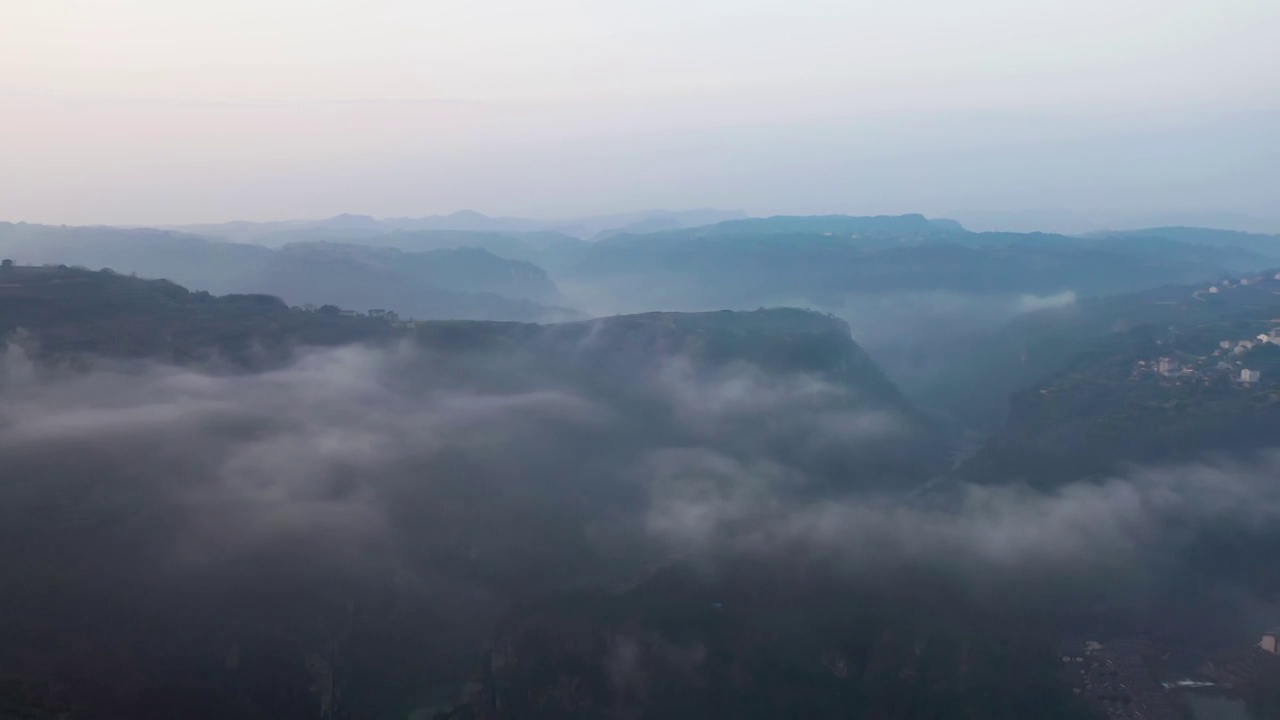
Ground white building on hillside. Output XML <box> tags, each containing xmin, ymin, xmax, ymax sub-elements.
<box><xmin>1261</xmin><ymin>630</ymin><xmax>1279</xmax><ymax>654</ymax></box>
<box><xmin>1242</xmin><ymin>368</ymin><xmax>1261</xmax><ymax>383</ymax></box>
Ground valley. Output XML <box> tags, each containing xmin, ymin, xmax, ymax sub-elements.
<box><xmin>3</xmin><ymin>213</ymin><xmax>1280</xmax><ymax>719</ymax></box>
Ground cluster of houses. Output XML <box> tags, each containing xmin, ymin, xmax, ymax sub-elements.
<box><xmin>1195</xmin><ymin>629</ymin><xmax>1280</xmax><ymax>691</ymax></box>
<box><xmin>1261</xmin><ymin>630</ymin><xmax>1279</xmax><ymax>655</ymax></box>
<box><xmin>1062</xmin><ymin>640</ymin><xmax>1182</xmax><ymax>719</ymax></box>
<box><xmin>1135</xmin><ymin>356</ymin><xmax>1263</xmax><ymax>386</ymax></box>
<box><xmin>299</xmin><ymin>303</ymin><xmax>404</xmax><ymax>320</ymax></box>
<box><xmin>1133</xmin><ymin>327</ymin><xmax>1280</xmax><ymax>387</ymax></box>
<box><xmin>1210</xmin><ymin>328</ymin><xmax>1280</xmax><ymax>383</ymax></box>
<box><xmin>1214</xmin><ymin>335</ymin><xmax>1272</xmax><ymax>384</ymax></box>
<box><xmin>1133</xmin><ymin>273</ymin><xmax>1280</xmax><ymax>386</ymax></box>
<box><xmin>1203</xmin><ymin>272</ymin><xmax>1280</xmax><ymax>295</ymax></box>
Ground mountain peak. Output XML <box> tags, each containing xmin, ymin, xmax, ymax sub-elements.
<box><xmin>323</xmin><ymin>213</ymin><xmax>379</xmax><ymax>228</ymax></box>
<box><xmin>444</xmin><ymin>209</ymin><xmax>490</xmax><ymax>220</ymax></box>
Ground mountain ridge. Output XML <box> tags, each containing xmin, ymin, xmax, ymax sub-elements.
<box><xmin>0</xmin><ymin>222</ymin><xmax>572</xmax><ymax>322</ymax></box>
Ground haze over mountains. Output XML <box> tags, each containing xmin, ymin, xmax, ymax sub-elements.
<box><xmin>169</xmin><ymin>208</ymin><xmax>749</xmax><ymax>245</ymax></box>
<box><xmin>951</xmin><ymin>209</ymin><xmax>1280</xmax><ymax>236</ymax></box>
<box><xmin>8</xmin><ymin>207</ymin><xmax>1280</xmax><ymax>426</ymax></box>
<box><xmin>10</xmin><ymin>209</ymin><xmax>1278</xmax><ymax>415</ymax></box>
<box><xmin>4</xmin><ymin>208</ymin><xmax>1280</xmax><ymax>719</ymax></box>
<box><xmin>0</xmin><ymin>221</ymin><xmax>576</xmax><ymax>322</ymax></box>
<box><xmin>8</xmin><ymin>0</ymin><xmax>1280</xmax><ymax>715</ymax></box>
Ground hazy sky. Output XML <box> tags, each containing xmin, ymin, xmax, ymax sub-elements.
<box><xmin>3</xmin><ymin>0</ymin><xmax>1278</xmax><ymax>228</ymax></box>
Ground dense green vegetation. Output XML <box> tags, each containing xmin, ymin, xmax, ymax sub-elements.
<box><xmin>920</xmin><ymin>271</ymin><xmax>1280</xmax><ymax>427</ymax></box>
<box><xmin>0</xmin><ymin>264</ymin><xmax>398</xmax><ymax>366</ymax></box>
<box><xmin>959</xmin><ymin>275</ymin><xmax>1280</xmax><ymax>483</ymax></box>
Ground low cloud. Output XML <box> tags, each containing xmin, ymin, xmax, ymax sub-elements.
<box><xmin>4</xmin><ymin>338</ymin><xmax>1276</xmax><ymax>599</ymax></box>
<box><xmin>0</xmin><ymin>339</ymin><xmax>905</xmax><ymax>627</ymax></box>
<box><xmin>2</xmin><ymin>338</ymin><xmax>1278</xmax><ymax>711</ymax></box>
<box><xmin>1015</xmin><ymin>290</ymin><xmax>1077</xmax><ymax>313</ymax></box>
<box><xmin>642</xmin><ymin>444</ymin><xmax>1280</xmax><ymax>620</ymax></box>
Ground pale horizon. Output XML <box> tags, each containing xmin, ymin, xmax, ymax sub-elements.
<box><xmin>4</xmin><ymin>0</ymin><xmax>1278</xmax><ymax>229</ymax></box>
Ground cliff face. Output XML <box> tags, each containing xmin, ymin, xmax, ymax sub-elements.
<box><xmin>409</xmin><ymin>308</ymin><xmax>942</xmax><ymax>488</ymax></box>
<box><xmin>425</xmin><ymin>564</ymin><xmax>1093</xmax><ymax>720</ymax></box>
<box><xmin>412</xmin><ymin>308</ymin><xmax>911</xmax><ymax>408</ymax></box>
<box><xmin>0</xmin><ymin>269</ymin><xmax>941</xmax><ymax>489</ymax></box>
<box><xmin>0</xmin><ymin>268</ymin><xmax>886</xmax><ymax>387</ymax></box>
<box><xmin>0</xmin><ymin>269</ymin><xmax>954</xmax><ymax>719</ymax></box>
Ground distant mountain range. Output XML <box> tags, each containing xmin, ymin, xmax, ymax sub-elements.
<box><xmin>564</xmin><ymin>214</ymin><xmax>1280</xmax><ymax>299</ymax></box>
<box><xmin>951</xmin><ymin>208</ymin><xmax>1280</xmax><ymax>235</ymax></box>
<box><xmin>0</xmin><ymin>222</ymin><xmax>576</xmax><ymax>322</ymax></box>
<box><xmin>1085</xmin><ymin>226</ymin><xmax>1280</xmax><ymax>257</ymax></box>
<box><xmin>552</xmin><ymin>216</ymin><xmax>1280</xmax><ymax>362</ymax></box>
<box><xmin>168</xmin><ymin>208</ymin><xmax>750</xmax><ymax>244</ymax></box>
<box><xmin>7</xmin><ymin>214</ymin><xmax>1280</xmax><ymax>406</ymax></box>
<box><xmin>13</xmin><ymin>214</ymin><xmax>1278</xmax><ymax>314</ymax></box>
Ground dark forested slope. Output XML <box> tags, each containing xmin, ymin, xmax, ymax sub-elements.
<box><xmin>959</xmin><ymin>272</ymin><xmax>1280</xmax><ymax>483</ymax></box>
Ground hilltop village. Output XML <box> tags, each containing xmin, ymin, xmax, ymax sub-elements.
<box><xmin>1131</xmin><ymin>273</ymin><xmax>1280</xmax><ymax>391</ymax></box>
<box><xmin>1134</xmin><ymin>329</ymin><xmax>1279</xmax><ymax>387</ymax></box>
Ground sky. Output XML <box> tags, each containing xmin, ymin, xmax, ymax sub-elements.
<box><xmin>2</xmin><ymin>0</ymin><xmax>1279</xmax><ymax>229</ymax></box>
